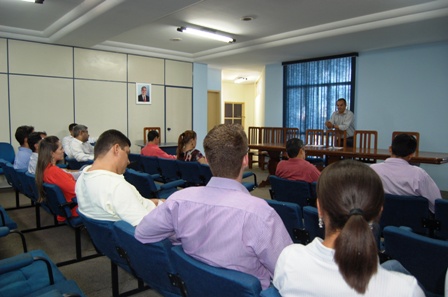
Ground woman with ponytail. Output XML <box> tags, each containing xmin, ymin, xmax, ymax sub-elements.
<box><xmin>273</xmin><ymin>160</ymin><xmax>424</xmax><ymax>296</ymax></box>
<box><xmin>176</xmin><ymin>130</ymin><xmax>207</xmax><ymax>164</ymax></box>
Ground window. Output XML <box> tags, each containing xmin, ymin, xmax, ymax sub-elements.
<box><xmin>283</xmin><ymin>53</ymin><xmax>357</xmax><ymax>138</ymax></box>
<box><xmin>224</xmin><ymin>102</ymin><xmax>244</xmax><ymax>126</ymax></box>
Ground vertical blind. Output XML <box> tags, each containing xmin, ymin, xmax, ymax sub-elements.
<box><xmin>283</xmin><ymin>54</ymin><xmax>357</xmax><ymax>138</ymax></box>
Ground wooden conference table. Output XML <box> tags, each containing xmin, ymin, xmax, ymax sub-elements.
<box><xmin>248</xmin><ymin>143</ymin><xmax>448</xmax><ymax>186</ymax></box>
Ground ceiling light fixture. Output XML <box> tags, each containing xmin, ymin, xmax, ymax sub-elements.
<box><xmin>234</xmin><ymin>77</ymin><xmax>248</xmax><ymax>84</ymax></box>
<box><xmin>22</xmin><ymin>0</ymin><xmax>44</xmax><ymax>3</ymax></box>
<box><xmin>177</xmin><ymin>27</ymin><xmax>235</xmax><ymax>43</ymax></box>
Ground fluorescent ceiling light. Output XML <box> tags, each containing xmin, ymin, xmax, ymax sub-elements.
<box><xmin>177</xmin><ymin>27</ymin><xmax>235</xmax><ymax>43</ymax></box>
<box><xmin>22</xmin><ymin>0</ymin><xmax>44</xmax><ymax>3</ymax></box>
<box><xmin>234</xmin><ymin>77</ymin><xmax>247</xmax><ymax>84</ymax></box>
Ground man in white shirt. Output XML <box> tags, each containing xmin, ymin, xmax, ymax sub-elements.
<box><xmin>62</xmin><ymin>123</ymin><xmax>78</xmax><ymax>157</ymax></box>
<box><xmin>75</xmin><ymin>129</ymin><xmax>162</xmax><ymax>226</ymax></box>
<box><xmin>325</xmin><ymin>98</ymin><xmax>355</xmax><ymax>147</ymax></box>
<box><xmin>67</xmin><ymin>124</ymin><xmax>94</xmax><ymax>162</ymax></box>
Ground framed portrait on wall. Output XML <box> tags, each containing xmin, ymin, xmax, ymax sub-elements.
<box><xmin>136</xmin><ymin>83</ymin><xmax>151</xmax><ymax>104</ymax></box>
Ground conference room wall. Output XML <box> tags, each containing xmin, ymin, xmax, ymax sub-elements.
<box><xmin>263</xmin><ymin>42</ymin><xmax>447</xmax><ymax>191</ymax></box>
<box><xmin>356</xmin><ymin>41</ymin><xmax>448</xmax><ymax>191</ymax></box>
<box><xmin>0</xmin><ymin>38</ymin><xmax>193</xmax><ymax>152</ymax></box>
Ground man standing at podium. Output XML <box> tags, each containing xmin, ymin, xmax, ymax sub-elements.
<box><xmin>325</xmin><ymin>98</ymin><xmax>355</xmax><ymax>147</ymax></box>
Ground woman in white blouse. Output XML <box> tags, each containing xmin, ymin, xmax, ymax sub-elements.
<box><xmin>273</xmin><ymin>159</ymin><xmax>424</xmax><ymax>297</ymax></box>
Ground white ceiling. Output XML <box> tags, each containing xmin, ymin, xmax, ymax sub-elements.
<box><xmin>1</xmin><ymin>0</ymin><xmax>448</xmax><ymax>83</ymax></box>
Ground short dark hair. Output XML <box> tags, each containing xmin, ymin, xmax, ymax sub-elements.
<box><xmin>285</xmin><ymin>138</ymin><xmax>303</xmax><ymax>158</ymax></box>
<box><xmin>28</xmin><ymin>132</ymin><xmax>44</xmax><ymax>152</ymax></box>
<box><xmin>68</xmin><ymin>123</ymin><xmax>77</xmax><ymax>131</ymax></box>
<box><xmin>391</xmin><ymin>134</ymin><xmax>417</xmax><ymax>157</ymax></box>
<box><xmin>15</xmin><ymin>125</ymin><xmax>34</xmax><ymax>145</ymax></box>
<box><xmin>94</xmin><ymin>129</ymin><xmax>131</xmax><ymax>159</ymax></box>
<box><xmin>147</xmin><ymin>130</ymin><xmax>159</xmax><ymax>142</ymax></box>
<box><xmin>203</xmin><ymin>124</ymin><xmax>247</xmax><ymax>178</ymax></box>
<box><xmin>337</xmin><ymin>98</ymin><xmax>347</xmax><ymax>105</ymax></box>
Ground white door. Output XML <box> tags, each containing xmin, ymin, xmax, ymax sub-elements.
<box><xmin>165</xmin><ymin>87</ymin><xmax>192</xmax><ymax>143</ymax></box>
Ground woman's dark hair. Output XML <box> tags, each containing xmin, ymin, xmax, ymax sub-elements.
<box><xmin>317</xmin><ymin>159</ymin><xmax>384</xmax><ymax>294</ymax></box>
<box><xmin>176</xmin><ymin>130</ymin><xmax>197</xmax><ymax>160</ymax></box>
<box><xmin>35</xmin><ymin>136</ymin><xmax>60</xmax><ymax>203</ymax></box>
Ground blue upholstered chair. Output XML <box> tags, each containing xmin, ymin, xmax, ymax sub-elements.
<box><xmin>0</xmin><ymin>249</ymin><xmax>86</xmax><ymax>297</ymax></box>
<box><xmin>77</xmin><ymin>212</ymin><xmax>147</xmax><ymax>297</ymax></box>
<box><xmin>158</xmin><ymin>158</ymin><xmax>182</xmax><ymax>183</ymax></box>
<box><xmin>64</xmin><ymin>157</ymin><xmax>92</xmax><ymax>170</ymax></box>
<box><xmin>42</xmin><ymin>183</ymin><xmax>99</xmax><ymax>266</ymax></box>
<box><xmin>140</xmin><ymin>155</ymin><xmax>164</xmax><ymax>183</ymax></box>
<box><xmin>176</xmin><ymin>160</ymin><xmax>204</xmax><ymax>187</ymax></box>
<box><xmin>123</xmin><ymin>169</ymin><xmax>183</xmax><ymax>198</ymax></box>
<box><xmin>266</xmin><ymin>200</ymin><xmax>309</xmax><ymax>244</ymax></box>
<box><xmin>0</xmin><ymin>160</ymin><xmax>24</xmax><ymax>209</ymax></box>
<box><xmin>435</xmin><ymin>199</ymin><xmax>448</xmax><ymax>240</ymax></box>
<box><xmin>171</xmin><ymin>245</ymin><xmax>264</xmax><ymax>297</ymax></box>
<box><xmin>303</xmin><ymin>206</ymin><xmax>325</xmax><ymax>241</ymax></box>
<box><xmin>113</xmin><ymin>220</ymin><xmax>183</xmax><ymax>297</ymax></box>
<box><xmin>379</xmin><ymin>194</ymin><xmax>430</xmax><ymax>235</ymax></box>
<box><xmin>269</xmin><ymin>175</ymin><xmax>316</xmax><ymax>210</ymax></box>
<box><xmin>383</xmin><ymin>226</ymin><xmax>448</xmax><ymax>297</ymax></box>
<box><xmin>199</xmin><ymin>164</ymin><xmax>213</xmax><ymax>184</ymax></box>
<box><xmin>0</xmin><ymin>206</ymin><xmax>27</xmax><ymax>253</ymax></box>
<box><xmin>127</xmin><ymin>153</ymin><xmax>143</xmax><ymax>171</ymax></box>
<box><xmin>260</xmin><ymin>286</ymin><xmax>281</xmax><ymax>297</ymax></box>
<box><xmin>242</xmin><ymin>171</ymin><xmax>258</xmax><ymax>192</ymax></box>
<box><xmin>0</xmin><ymin>143</ymin><xmax>15</xmax><ymax>176</ymax></box>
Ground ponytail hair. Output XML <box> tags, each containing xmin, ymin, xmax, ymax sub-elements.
<box><xmin>317</xmin><ymin>160</ymin><xmax>384</xmax><ymax>294</ymax></box>
<box><xmin>176</xmin><ymin>130</ymin><xmax>197</xmax><ymax>160</ymax></box>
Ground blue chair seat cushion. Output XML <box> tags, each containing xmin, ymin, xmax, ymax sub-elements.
<box><xmin>0</xmin><ymin>250</ymin><xmax>66</xmax><ymax>297</ymax></box>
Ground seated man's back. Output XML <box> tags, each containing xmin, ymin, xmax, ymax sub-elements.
<box><xmin>135</xmin><ymin>124</ymin><xmax>292</xmax><ymax>289</ymax></box>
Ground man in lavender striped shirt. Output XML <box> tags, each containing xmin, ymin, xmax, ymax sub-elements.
<box><xmin>135</xmin><ymin>123</ymin><xmax>292</xmax><ymax>289</ymax></box>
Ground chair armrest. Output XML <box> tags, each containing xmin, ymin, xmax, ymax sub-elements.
<box><xmin>0</xmin><ymin>253</ymin><xmax>34</xmax><ymax>274</ymax></box>
<box><xmin>0</xmin><ymin>226</ymin><xmax>9</xmax><ymax>237</ymax></box>
<box><xmin>160</xmin><ymin>179</ymin><xmax>185</xmax><ymax>190</ymax></box>
<box><xmin>243</xmin><ymin>171</ymin><xmax>258</xmax><ymax>187</ymax></box>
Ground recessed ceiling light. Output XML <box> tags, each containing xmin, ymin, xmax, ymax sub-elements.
<box><xmin>241</xmin><ymin>16</ymin><xmax>255</xmax><ymax>22</ymax></box>
<box><xmin>170</xmin><ymin>38</ymin><xmax>182</xmax><ymax>42</ymax></box>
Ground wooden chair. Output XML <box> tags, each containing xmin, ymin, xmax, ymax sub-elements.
<box><xmin>248</xmin><ymin>127</ymin><xmax>263</xmax><ymax>169</ymax></box>
<box><xmin>325</xmin><ymin>129</ymin><xmax>347</xmax><ymax>148</ymax></box>
<box><xmin>305</xmin><ymin>129</ymin><xmax>324</xmax><ymax>146</ymax></box>
<box><xmin>143</xmin><ymin>127</ymin><xmax>161</xmax><ymax>144</ymax></box>
<box><xmin>392</xmin><ymin>131</ymin><xmax>420</xmax><ymax>153</ymax></box>
<box><xmin>353</xmin><ymin>130</ymin><xmax>378</xmax><ymax>163</ymax></box>
<box><xmin>285</xmin><ymin>128</ymin><xmax>300</xmax><ymax>143</ymax></box>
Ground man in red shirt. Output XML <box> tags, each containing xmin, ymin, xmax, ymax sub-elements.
<box><xmin>141</xmin><ymin>130</ymin><xmax>176</xmax><ymax>159</ymax></box>
<box><xmin>275</xmin><ymin>138</ymin><xmax>320</xmax><ymax>183</ymax></box>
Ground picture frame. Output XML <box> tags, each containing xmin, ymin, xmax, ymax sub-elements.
<box><xmin>136</xmin><ymin>83</ymin><xmax>151</xmax><ymax>104</ymax></box>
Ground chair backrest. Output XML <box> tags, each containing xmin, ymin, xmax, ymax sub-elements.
<box><xmin>353</xmin><ymin>130</ymin><xmax>378</xmax><ymax>151</ymax></box>
<box><xmin>303</xmin><ymin>206</ymin><xmax>325</xmax><ymax>241</ymax></box>
<box><xmin>305</xmin><ymin>129</ymin><xmax>325</xmax><ymax>146</ymax></box>
<box><xmin>199</xmin><ymin>164</ymin><xmax>213</xmax><ymax>185</ymax></box>
<box><xmin>158</xmin><ymin>158</ymin><xmax>181</xmax><ymax>182</ymax></box>
<box><xmin>140</xmin><ymin>155</ymin><xmax>164</xmax><ymax>182</ymax></box>
<box><xmin>176</xmin><ymin>160</ymin><xmax>203</xmax><ymax>187</ymax></box>
<box><xmin>435</xmin><ymin>199</ymin><xmax>448</xmax><ymax>240</ymax></box>
<box><xmin>42</xmin><ymin>183</ymin><xmax>81</xmax><ymax>228</ymax></box>
<box><xmin>113</xmin><ymin>220</ymin><xmax>182</xmax><ymax>297</ymax></box>
<box><xmin>65</xmin><ymin>157</ymin><xmax>92</xmax><ymax>170</ymax></box>
<box><xmin>123</xmin><ymin>169</ymin><xmax>158</xmax><ymax>198</ymax></box>
<box><xmin>325</xmin><ymin>129</ymin><xmax>347</xmax><ymax>148</ymax></box>
<box><xmin>127</xmin><ymin>153</ymin><xmax>143</xmax><ymax>171</ymax></box>
<box><xmin>266</xmin><ymin>200</ymin><xmax>308</xmax><ymax>244</ymax></box>
<box><xmin>383</xmin><ymin>226</ymin><xmax>448</xmax><ymax>296</ymax></box>
<box><xmin>0</xmin><ymin>142</ymin><xmax>15</xmax><ymax>164</ymax></box>
<box><xmin>269</xmin><ymin>175</ymin><xmax>314</xmax><ymax>208</ymax></box>
<box><xmin>392</xmin><ymin>131</ymin><xmax>420</xmax><ymax>153</ymax></box>
<box><xmin>143</xmin><ymin>127</ymin><xmax>161</xmax><ymax>144</ymax></box>
<box><xmin>260</xmin><ymin>286</ymin><xmax>281</xmax><ymax>297</ymax></box>
<box><xmin>247</xmin><ymin>127</ymin><xmax>261</xmax><ymax>144</ymax></box>
<box><xmin>15</xmin><ymin>169</ymin><xmax>33</xmax><ymax>199</ymax></box>
<box><xmin>171</xmin><ymin>245</ymin><xmax>262</xmax><ymax>297</ymax></box>
<box><xmin>0</xmin><ymin>205</ymin><xmax>18</xmax><ymax>229</ymax></box>
<box><xmin>284</xmin><ymin>128</ymin><xmax>300</xmax><ymax>142</ymax></box>
<box><xmin>2</xmin><ymin>161</ymin><xmax>21</xmax><ymax>191</ymax></box>
<box><xmin>379</xmin><ymin>194</ymin><xmax>430</xmax><ymax>235</ymax></box>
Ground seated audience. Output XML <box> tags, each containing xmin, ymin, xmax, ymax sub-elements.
<box><xmin>27</xmin><ymin>131</ymin><xmax>45</xmax><ymax>174</ymax></box>
<box><xmin>176</xmin><ymin>130</ymin><xmax>207</xmax><ymax>164</ymax></box>
<box><xmin>13</xmin><ymin>125</ymin><xmax>34</xmax><ymax>170</ymax></box>
<box><xmin>67</xmin><ymin>124</ymin><xmax>94</xmax><ymax>162</ymax></box>
<box><xmin>371</xmin><ymin>133</ymin><xmax>440</xmax><ymax>213</ymax></box>
<box><xmin>35</xmin><ymin>136</ymin><xmax>78</xmax><ymax>222</ymax></box>
<box><xmin>273</xmin><ymin>160</ymin><xmax>424</xmax><ymax>296</ymax></box>
<box><xmin>275</xmin><ymin>138</ymin><xmax>320</xmax><ymax>183</ymax></box>
<box><xmin>141</xmin><ymin>130</ymin><xmax>176</xmax><ymax>159</ymax></box>
<box><xmin>135</xmin><ymin>124</ymin><xmax>292</xmax><ymax>289</ymax></box>
<box><xmin>62</xmin><ymin>123</ymin><xmax>77</xmax><ymax>155</ymax></box>
<box><xmin>76</xmin><ymin>129</ymin><xmax>162</xmax><ymax>226</ymax></box>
